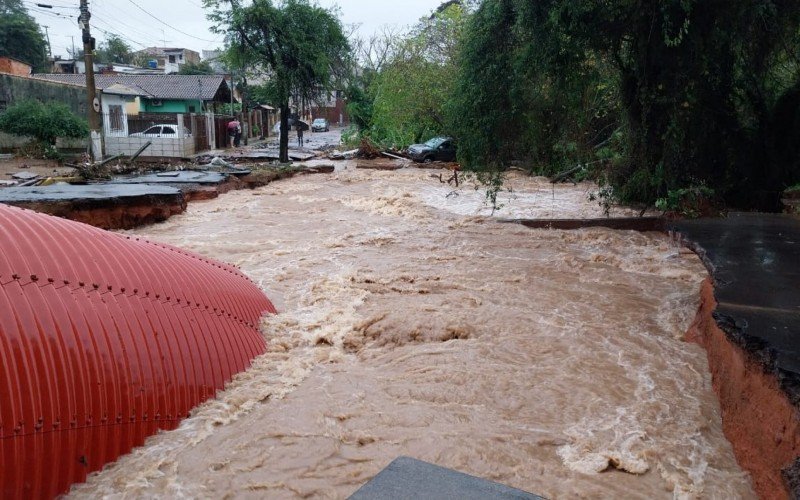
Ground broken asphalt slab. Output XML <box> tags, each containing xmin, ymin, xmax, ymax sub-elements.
<box><xmin>109</xmin><ymin>171</ymin><xmax>229</xmax><ymax>185</ymax></box>
<box><xmin>506</xmin><ymin>217</ymin><xmax>666</xmax><ymax>232</ymax></box>
<box><xmin>0</xmin><ymin>183</ymin><xmax>181</xmax><ymax>202</ymax></box>
<box><xmin>671</xmin><ymin>213</ymin><xmax>800</xmax><ymax>395</ymax></box>
<box><xmin>0</xmin><ymin>183</ymin><xmax>186</xmax><ymax>230</ymax></box>
<box><xmin>108</xmin><ymin>171</ymin><xmax>239</xmax><ymax>202</ymax></box>
<box><xmin>215</xmin><ymin>149</ymin><xmax>318</xmax><ymax>162</ymax></box>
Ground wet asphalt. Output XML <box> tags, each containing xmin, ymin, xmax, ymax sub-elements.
<box><xmin>672</xmin><ymin>213</ymin><xmax>800</xmax><ymax>394</ymax></box>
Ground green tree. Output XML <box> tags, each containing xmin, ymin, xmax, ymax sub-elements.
<box><xmin>367</xmin><ymin>1</ymin><xmax>469</xmax><ymax>147</ymax></box>
<box><xmin>0</xmin><ymin>0</ymin><xmax>48</xmax><ymax>71</ymax></box>
<box><xmin>178</xmin><ymin>60</ymin><xmax>215</xmax><ymax>75</ymax></box>
<box><xmin>452</xmin><ymin>0</ymin><xmax>800</xmax><ymax>210</ymax></box>
<box><xmin>0</xmin><ymin>99</ymin><xmax>88</xmax><ymax>144</ymax></box>
<box><xmin>206</xmin><ymin>0</ymin><xmax>350</xmax><ymax>162</ymax></box>
<box><xmin>95</xmin><ymin>34</ymin><xmax>133</xmax><ymax>65</ymax></box>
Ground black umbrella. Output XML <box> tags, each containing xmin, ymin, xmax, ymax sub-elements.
<box><xmin>293</xmin><ymin>120</ymin><xmax>310</xmax><ymax>131</ymax></box>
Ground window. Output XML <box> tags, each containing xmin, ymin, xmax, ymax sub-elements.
<box><xmin>108</xmin><ymin>105</ymin><xmax>124</xmax><ymax>132</ymax></box>
<box><xmin>169</xmin><ymin>55</ymin><xmax>176</xmax><ymax>63</ymax></box>
<box><xmin>162</xmin><ymin>126</ymin><xmax>176</xmax><ymax>135</ymax></box>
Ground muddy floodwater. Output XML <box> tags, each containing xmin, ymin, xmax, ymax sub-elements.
<box><xmin>70</xmin><ymin>168</ymin><xmax>755</xmax><ymax>498</ymax></box>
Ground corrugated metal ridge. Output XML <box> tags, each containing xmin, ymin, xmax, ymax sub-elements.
<box><xmin>0</xmin><ymin>203</ymin><xmax>275</xmax><ymax>498</ymax></box>
<box><xmin>0</xmin><ymin>206</ymin><xmax>276</xmax><ymax>326</ymax></box>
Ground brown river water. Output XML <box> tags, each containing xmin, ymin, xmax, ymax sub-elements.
<box><xmin>68</xmin><ymin>167</ymin><xmax>755</xmax><ymax>499</ymax></box>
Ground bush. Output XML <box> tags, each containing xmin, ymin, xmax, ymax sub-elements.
<box><xmin>0</xmin><ymin>100</ymin><xmax>88</xmax><ymax>145</ymax></box>
<box><xmin>340</xmin><ymin>125</ymin><xmax>361</xmax><ymax>149</ymax></box>
<box><xmin>654</xmin><ymin>183</ymin><xmax>718</xmax><ymax>218</ymax></box>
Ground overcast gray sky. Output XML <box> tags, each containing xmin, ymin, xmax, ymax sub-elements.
<box><xmin>27</xmin><ymin>0</ymin><xmax>446</xmax><ymax>60</ymax></box>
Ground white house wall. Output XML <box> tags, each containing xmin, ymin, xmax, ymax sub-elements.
<box><xmin>101</xmin><ymin>94</ymin><xmax>130</xmax><ymax>138</ymax></box>
<box><xmin>104</xmin><ymin>136</ymin><xmax>195</xmax><ymax>158</ymax></box>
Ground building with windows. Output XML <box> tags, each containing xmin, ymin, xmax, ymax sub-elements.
<box><xmin>31</xmin><ymin>74</ymin><xmax>233</xmax><ymax>114</ymax></box>
<box><xmin>132</xmin><ymin>47</ymin><xmax>201</xmax><ymax>74</ymax></box>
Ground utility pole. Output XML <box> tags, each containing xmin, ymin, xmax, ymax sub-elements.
<box><xmin>79</xmin><ymin>0</ymin><xmax>101</xmax><ymax>159</ymax></box>
<box><xmin>43</xmin><ymin>26</ymin><xmax>52</xmax><ymax>59</ymax></box>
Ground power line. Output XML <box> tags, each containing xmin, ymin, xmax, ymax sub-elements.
<box><xmin>91</xmin><ymin>11</ymin><xmax>163</xmax><ymax>47</ymax></box>
<box><xmin>90</xmin><ymin>22</ymin><xmax>148</xmax><ymax>49</ymax></box>
<box><xmin>28</xmin><ymin>6</ymin><xmax>74</xmax><ymax>21</ymax></box>
<box><xmin>124</xmin><ymin>0</ymin><xmax>218</xmax><ymax>43</ymax></box>
<box><xmin>93</xmin><ymin>3</ymin><xmax>169</xmax><ymax>43</ymax></box>
<box><xmin>23</xmin><ymin>0</ymin><xmax>78</xmax><ymax>9</ymax></box>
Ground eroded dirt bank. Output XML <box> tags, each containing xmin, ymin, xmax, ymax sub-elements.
<box><xmin>687</xmin><ymin>278</ymin><xmax>800</xmax><ymax>499</ymax></box>
<box><xmin>68</xmin><ymin>169</ymin><xmax>754</xmax><ymax>498</ymax></box>
<box><xmin>12</xmin><ymin>196</ymin><xmax>186</xmax><ymax>229</ymax></box>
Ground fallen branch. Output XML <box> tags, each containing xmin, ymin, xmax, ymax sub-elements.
<box><xmin>550</xmin><ymin>164</ymin><xmax>583</xmax><ymax>184</ymax></box>
<box><xmin>17</xmin><ymin>177</ymin><xmax>42</xmax><ymax>187</ymax></box>
<box><xmin>95</xmin><ymin>154</ymin><xmax>124</xmax><ymax>169</ymax></box>
<box><xmin>381</xmin><ymin>151</ymin><xmax>406</xmax><ymax>160</ymax></box>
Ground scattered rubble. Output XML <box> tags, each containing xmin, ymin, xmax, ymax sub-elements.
<box><xmin>328</xmin><ymin>149</ymin><xmax>359</xmax><ymax>160</ymax></box>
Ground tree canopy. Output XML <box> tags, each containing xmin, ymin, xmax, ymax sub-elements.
<box><xmin>95</xmin><ymin>35</ymin><xmax>134</xmax><ymax>65</ymax></box>
<box><xmin>0</xmin><ymin>0</ymin><xmax>48</xmax><ymax>71</ymax></box>
<box><xmin>206</xmin><ymin>0</ymin><xmax>350</xmax><ymax>161</ymax></box>
<box><xmin>342</xmin><ymin>2</ymin><xmax>471</xmax><ymax>148</ymax></box>
<box><xmin>368</xmin><ymin>2</ymin><xmax>469</xmax><ymax>147</ymax></box>
<box><xmin>449</xmin><ymin>0</ymin><xmax>800</xmax><ymax>210</ymax></box>
<box><xmin>178</xmin><ymin>60</ymin><xmax>215</xmax><ymax>75</ymax></box>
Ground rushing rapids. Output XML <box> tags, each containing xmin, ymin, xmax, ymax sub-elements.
<box><xmin>68</xmin><ymin>168</ymin><xmax>756</xmax><ymax>498</ymax></box>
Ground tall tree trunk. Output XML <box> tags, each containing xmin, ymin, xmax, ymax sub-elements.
<box><xmin>280</xmin><ymin>102</ymin><xmax>290</xmax><ymax>163</ymax></box>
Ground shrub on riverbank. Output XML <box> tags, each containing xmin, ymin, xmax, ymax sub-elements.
<box><xmin>0</xmin><ymin>99</ymin><xmax>88</xmax><ymax>146</ymax></box>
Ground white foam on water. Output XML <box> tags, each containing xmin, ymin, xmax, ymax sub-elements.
<box><xmin>74</xmin><ymin>169</ymin><xmax>754</xmax><ymax>499</ymax></box>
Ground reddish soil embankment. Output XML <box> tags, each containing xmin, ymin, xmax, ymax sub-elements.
<box><xmin>12</xmin><ymin>197</ymin><xmax>187</xmax><ymax>230</ymax></box>
<box><xmin>687</xmin><ymin>278</ymin><xmax>800</xmax><ymax>499</ymax></box>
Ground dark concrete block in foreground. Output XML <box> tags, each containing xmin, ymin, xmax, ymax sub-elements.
<box><xmin>349</xmin><ymin>457</ymin><xmax>542</xmax><ymax>500</ymax></box>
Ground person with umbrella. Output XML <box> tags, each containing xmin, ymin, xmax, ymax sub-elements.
<box><xmin>296</xmin><ymin>122</ymin><xmax>304</xmax><ymax>148</ymax></box>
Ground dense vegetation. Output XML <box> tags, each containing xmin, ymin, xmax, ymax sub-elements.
<box><xmin>206</xmin><ymin>0</ymin><xmax>349</xmax><ymax>162</ymax></box>
<box><xmin>0</xmin><ymin>0</ymin><xmax>48</xmax><ymax>71</ymax></box>
<box><xmin>347</xmin><ymin>0</ymin><xmax>800</xmax><ymax>211</ymax></box>
<box><xmin>178</xmin><ymin>60</ymin><xmax>215</xmax><ymax>75</ymax></box>
<box><xmin>0</xmin><ymin>100</ymin><xmax>89</xmax><ymax>144</ymax></box>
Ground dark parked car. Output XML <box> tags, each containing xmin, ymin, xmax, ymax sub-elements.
<box><xmin>311</xmin><ymin>118</ymin><xmax>330</xmax><ymax>132</ymax></box>
<box><xmin>407</xmin><ymin>136</ymin><xmax>457</xmax><ymax>163</ymax></box>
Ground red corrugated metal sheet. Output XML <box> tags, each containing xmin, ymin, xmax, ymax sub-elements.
<box><xmin>0</xmin><ymin>204</ymin><xmax>275</xmax><ymax>498</ymax></box>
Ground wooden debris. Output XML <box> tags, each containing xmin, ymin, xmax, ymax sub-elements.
<box><xmin>550</xmin><ymin>164</ymin><xmax>584</xmax><ymax>184</ymax></box>
<box><xmin>381</xmin><ymin>151</ymin><xmax>407</xmax><ymax>160</ymax></box>
<box><xmin>356</xmin><ymin>138</ymin><xmax>381</xmax><ymax>159</ymax></box>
